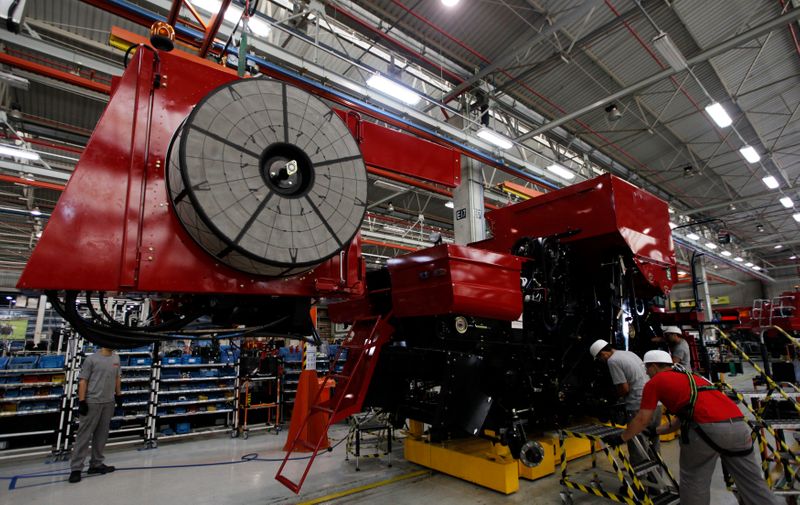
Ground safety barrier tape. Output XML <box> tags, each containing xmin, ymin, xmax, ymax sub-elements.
<box><xmin>559</xmin><ymin>429</ymin><xmax>656</xmax><ymax>505</ymax></box>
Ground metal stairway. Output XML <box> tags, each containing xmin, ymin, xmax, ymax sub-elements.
<box><xmin>275</xmin><ymin>313</ymin><xmax>394</xmax><ymax>494</ymax></box>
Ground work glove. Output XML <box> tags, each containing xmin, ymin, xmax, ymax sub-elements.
<box><xmin>642</xmin><ymin>426</ymin><xmax>658</xmax><ymax>439</ymax></box>
<box><xmin>602</xmin><ymin>433</ymin><xmax>625</xmax><ymax>446</ymax></box>
<box><xmin>115</xmin><ymin>394</ymin><xmax>124</xmax><ymax>409</ymax></box>
<box><xmin>78</xmin><ymin>400</ymin><xmax>89</xmax><ymax>417</ymax></box>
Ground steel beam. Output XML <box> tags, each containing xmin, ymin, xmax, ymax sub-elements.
<box><xmin>0</xmin><ymin>30</ymin><xmax>122</xmax><ymax>77</ymax></box>
<box><xmin>0</xmin><ymin>53</ymin><xmax>111</xmax><ymax>94</ymax></box>
<box><xmin>517</xmin><ymin>8</ymin><xmax>800</xmax><ymax>141</ymax></box>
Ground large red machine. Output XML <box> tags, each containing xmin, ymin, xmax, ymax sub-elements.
<box><xmin>18</xmin><ymin>44</ymin><xmax>677</xmax><ymax>494</ymax></box>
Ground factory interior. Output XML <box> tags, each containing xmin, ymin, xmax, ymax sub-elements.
<box><xmin>0</xmin><ymin>0</ymin><xmax>799</xmax><ymax>504</ymax></box>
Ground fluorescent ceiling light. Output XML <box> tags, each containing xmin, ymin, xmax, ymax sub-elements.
<box><xmin>678</xmin><ymin>270</ymin><xmax>688</xmax><ymax>276</ymax></box>
<box><xmin>721</xmin><ymin>250</ymin><xmax>732</xmax><ymax>257</ymax></box>
<box><xmin>668</xmin><ymin>207</ymin><xmax>675</xmax><ymax>214</ymax></box>
<box><xmin>780</xmin><ymin>197</ymin><xmax>793</xmax><ymax>208</ymax></box>
<box><xmin>0</xmin><ymin>145</ymin><xmax>40</xmax><ymax>161</ymax></box>
<box><xmin>739</xmin><ymin>145</ymin><xmax>760</xmax><ymax>163</ymax></box>
<box><xmin>686</xmin><ymin>232</ymin><xmax>700</xmax><ymax>240</ymax></box>
<box><xmin>775</xmin><ymin>244</ymin><xmax>784</xmax><ymax>249</ymax></box>
<box><xmin>752</xmin><ymin>265</ymin><xmax>761</xmax><ymax>271</ymax></box>
<box><xmin>546</xmin><ymin>163</ymin><xmax>576</xmax><ymax>180</ymax></box>
<box><xmin>476</xmin><ymin>127</ymin><xmax>513</xmax><ymax>150</ymax></box>
<box><xmin>441</xmin><ymin>0</ymin><xmax>460</xmax><ymax>5</ymax></box>
<box><xmin>367</xmin><ymin>74</ymin><xmax>420</xmax><ymax>105</ymax></box>
<box><xmin>705</xmin><ymin>102</ymin><xmax>732</xmax><ymax>128</ymax></box>
<box><xmin>373</xmin><ymin>179</ymin><xmax>406</xmax><ymax>191</ymax></box>
<box><xmin>793</xmin><ymin>213</ymin><xmax>800</xmax><ymax>222</ymax></box>
<box><xmin>705</xmin><ymin>242</ymin><xmax>717</xmax><ymax>249</ymax></box>
<box><xmin>669</xmin><ymin>222</ymin><xmax>677</xmax><ymax>229</ymax></box>
<box><xmin>734</xmin><ymin>256</ymin><xmax>743</xmax><ymax>262</ymax></box>
<box><xmin>652</xmin><ymin>32</ymin><xmax>687</xmax><ymax>72</ymax></box>
<box><xmin>444</xmin><ymin>201</ymin><xmax>454</xmax><ymax>209</ymax></box>
<box><xmin>762</xmin><ymin>176</ymin><xmax>779</xmax><ymax>189</ymax></box>
<box><xmin>30</xmin><ymin>208</ymin><xmax>41</xmax><ymax>216</ymax></box>
<box><xmin>791</xmin><ymin>255</ymin><xmax>798</xmax><ymax>260</ymax></box>
<box><xmin>745</xmin><ymin>262</ymin><xmax>754</xmax><ymax>267</ymax></box>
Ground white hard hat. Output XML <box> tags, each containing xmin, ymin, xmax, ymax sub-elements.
<box><xmin>644</xmin><ymin>350</ymin><xmax>673</xmax><ymax>364</ymax></box>
<box><xmin>662</xmin><ymin>326</ymin><xmax>682</xmax><ymax>335</ymax></box>
<box><xmin>590</xmin><ymin>339</ymin><xmax>609</xmax><ymax>358</ymax></box>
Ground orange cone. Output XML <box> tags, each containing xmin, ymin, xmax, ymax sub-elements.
<box><xmin>283</xmin><ymin>369</ymin><xmax>331</xmax><ymax>452</ymax></box>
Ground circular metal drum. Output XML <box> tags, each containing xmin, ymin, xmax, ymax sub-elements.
<box><xmin>167</xmin><ymin>79</ymin><xmax>367</xmax><ymax>277</ymax></box>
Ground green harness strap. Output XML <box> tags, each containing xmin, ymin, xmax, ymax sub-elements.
<box><xmin>673</xmin><ymin>367</ymin><xmax>753</xmax><ymax>457</ymax></box>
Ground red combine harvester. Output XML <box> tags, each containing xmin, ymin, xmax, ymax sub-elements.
<box><xmin>18</xmin><ymin>46</ymin><xmax>676</xmax><ymax>494</ymax></box>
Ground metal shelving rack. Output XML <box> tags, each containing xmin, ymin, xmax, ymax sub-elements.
<box><xmin>0</xmin><ymin>353</ymin><xmax>67</xmax><ymax>459</ymax></box>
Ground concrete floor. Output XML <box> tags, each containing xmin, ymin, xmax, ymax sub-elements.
<box><xmin>0</xmin><ymin>364</ymin><xmax>778</xmax><ymax>505</ymax></box>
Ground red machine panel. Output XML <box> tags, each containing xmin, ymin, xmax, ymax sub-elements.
<box><xmin>334</xmin><ymin>110</ymin><xmax>461</xmax><ymax>188</ymax></box>
<box><xmin>474</xmin><ymin>174</ymin><xmax>676</xmax><ymax>295</ymax></box>
<box><xmin>388</xmin><ymin>244</ymin><xmax>523</xmax><ymax>320</ymax></box>
<box><xmin>18</xmin><ymin>48</ymin><xmax>460</xmax><ymax>297</ymax></box>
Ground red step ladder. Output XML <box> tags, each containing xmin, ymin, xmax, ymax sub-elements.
<box><xmin>275</xmin><ymin>313</ymin><xmax>394</xmax><ymax>493</ymax></box>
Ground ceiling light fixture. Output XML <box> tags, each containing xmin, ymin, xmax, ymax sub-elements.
<box><xmin>546</xmin><ymin>162</ymin><xmax>576</xmax><ymax>180</ymax></box>
<box><xmin>441</xmin><ymin>0</ymin><xmax>460</xmax><ymax>6</ymax></box>
<box><xmin>762</xmin><ymin>176</ymin><xmax>779</xmax><ymax>189</ymax></box>
<box><xmin>476</xmin><ymin>127</ymin><xmax>513</xmax><ymax>149</ymax></box>
<box><xmin>794</xmin><ymin>213</ymin><xmax>800</xmax><ymax>223</ymax></box>
<box><xmin>739</xmin><ymin>145</ymin><xmax>760</xmax><ymax>163</ymax></box>
<box><xmin>791</xmin><ymin>255</ymin><xmax>798</xmax><ymax>260</ymax></box>
<box><xmin>745</xmin><ymin>262</ymin><xmax>754</xmax><ymax>267</ymax></box>
<box><xmin>30</xmin><ymin>208</ymin><xmax>41</xmax><ymax>216</ymax></box>
<box><xmin>445</xmin><ymin>201</ymin><xmax>454</xmax><ymax>209</ymax></box>
<box><xmin>0</xmin><ymin>145</ymin><xmax>40</xmax><ymax>161</ymax></box>
<box><xmin>669</xmin><ymin>222</ymin><xmax>677</xmax><ymax>229</ymax></box>
<box><xmin>705</xmin><ymin>102</ymin><xmax>732</xmax><ymax>128</ymax></box>
<box><xmin>734</xmin><ymin>256</ymin><xmax>744</xmax><ymax>262</ymax></box>
<box><xmin>780</xmin><ymin>197</ymin><xmax>794</xmax><ymax>208</ymax></box>
<box><xmin>652</xmin><ymin>32</ymin><xmax>688</xmax><ymax>72</ymax></box>
<box><xmin>705</xmin><ymin>242</ymin><xmax>717</xmax><ymax>249</ymax></box>
<box><xmin>686</xmin><ymin>232</ymin><xmax>700</xmax><ymax>240</ymax></box>
<box><xmin>775</xmin><ymin>244</ymin><xmax>783</xmax><ymax>249</ymax></box>
<box><xmin>721</xmin><ymin>250</ymin><xmax>732</xmax><ymax>257</ymax></box>
<box><xmin>366</xmin><ymin>74</ymin><xmax>421</xmax><ymax>105</ymax></box>
<box><xmin>753</xmin><ymin>265</ymin><xmax>761</xmax><ymax>271</ymax></box>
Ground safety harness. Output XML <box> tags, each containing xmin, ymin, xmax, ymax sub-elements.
<box><xmin>672</xmin><ymin>366</ymin><xmax>753</xmax><ymax>457</ymax></box>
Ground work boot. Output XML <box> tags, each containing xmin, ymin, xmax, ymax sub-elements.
<box><xmin>87</xmin><ymin>464</ymin><xmax>115</xmax><ymax>474</ymax></box>
<box><xmin>68</xmin><ymin>471</ymin><xmax>81</xmax><ymax>483</ymax></box>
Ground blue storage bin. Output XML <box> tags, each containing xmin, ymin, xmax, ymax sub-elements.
<box><xmin>161</xmin><ymin>369</ymin><xmax>181</xmax><ymax>379</ymax></box>
<box><xmin>130</xmin><ymin>345</ymin><xmax>151</xmax><ymax>353</ymax></box>
<box><xmin>118</xmin><ymin>356</ymin><xmax>129</xmax><ymax>366</ymax></box>
<box><xmin>51</xmin><ymin>386</ymin><xmax>64</xmax><ymax>396</ymax></box>
<box><xmin>0</xmin><ymin>356</ymin><xmax>9</xmax><ymax>369</ymax></box>
<box><xmin>9</xmin><ymin>356</ymin><xmax>38</xmax><ymax>369</ymax></box>
<box><xmin>162</xmin><ymin>357</ymin><xmax>181</xmax><ymax>365</ymax></box>
<box><xmin>38</xmin><ymin>355</ymin><xmax>65</xmax><ymax>369</ymax></box>
<box><xmin>5</xmin><ymin>389</ymin><xmax>19</xmax><ymax>397</ymax></box>
<box><xmin>129</xmin><ymin>357</ymin><xmax>152</xmax><ymax>366</ymax></box>
<box><xmin>181</xmin><ymin>355</ymin><xmax>202</xmax><ymax>364</ymax></box>
<box><xmin>176</xmin><ymin>422</ymin><xmax>191</xmax><ymax>434</ymax></box>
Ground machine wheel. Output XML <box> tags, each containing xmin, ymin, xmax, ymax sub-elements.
<box><xmin>559</xmin><ymin>491</ymin><xmax>573</xmax><ymax>505</ymax></box>
<box><xmin>167</xmin><ymin>78</ymin><xmax>367</xmax><ymax>277</ymax></box>
<box><xmin>243</xmin><ymin>431</ymin><xmax>249</xmax><ymax>440</ymax></box>
<box><xmin>230</xmin><ymin>430</ymin><xmax>238</xmax><ymax>438</ymax></box>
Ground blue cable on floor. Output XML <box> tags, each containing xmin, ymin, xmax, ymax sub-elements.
<box><xmin>2</xmin><ymin>437</ymin><xmax>345</xmax><ymax>490</ymax></box>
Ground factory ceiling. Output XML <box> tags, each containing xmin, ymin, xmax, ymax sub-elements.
<box><xmin>0</xmin><ymin>0</ymin><xmax>798</xmax><ymax>287</ymax></box>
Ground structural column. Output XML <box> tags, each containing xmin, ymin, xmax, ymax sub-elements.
<box><xmin>453</xmin><ymin>156</ymin><xmax>485</xmax><ymax>245</ymax></box>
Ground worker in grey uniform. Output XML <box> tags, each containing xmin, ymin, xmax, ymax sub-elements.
<box><xmin>69</xmin><ymin>347</ymin><xmax>123</xmax><ymax>483</ymax></box>
<box><xmin>662</xmin><ymin>326</ymin><xmax>692</xmax><ymax>369</ymax></box>
<box><xmin>590</xmin><ymin>339</ymin><xmax>660</xmax><ymax>465</ymax></box>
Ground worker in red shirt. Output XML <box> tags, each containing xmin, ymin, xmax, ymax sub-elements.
<box><xmin>607</xmin><ymin>350</ymin><xmax>778</xmax><ymax>505</ymax></box>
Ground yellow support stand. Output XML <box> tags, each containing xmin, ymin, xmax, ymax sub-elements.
<box><xmin>404</xmin><ymin>436</ymin><xmax>519</xmax><ymax>494</ymax></box>
<box><xmin>404</xmin><ymin>423</ymin><xmax>604</xmax><ymax>493</ymax></box>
